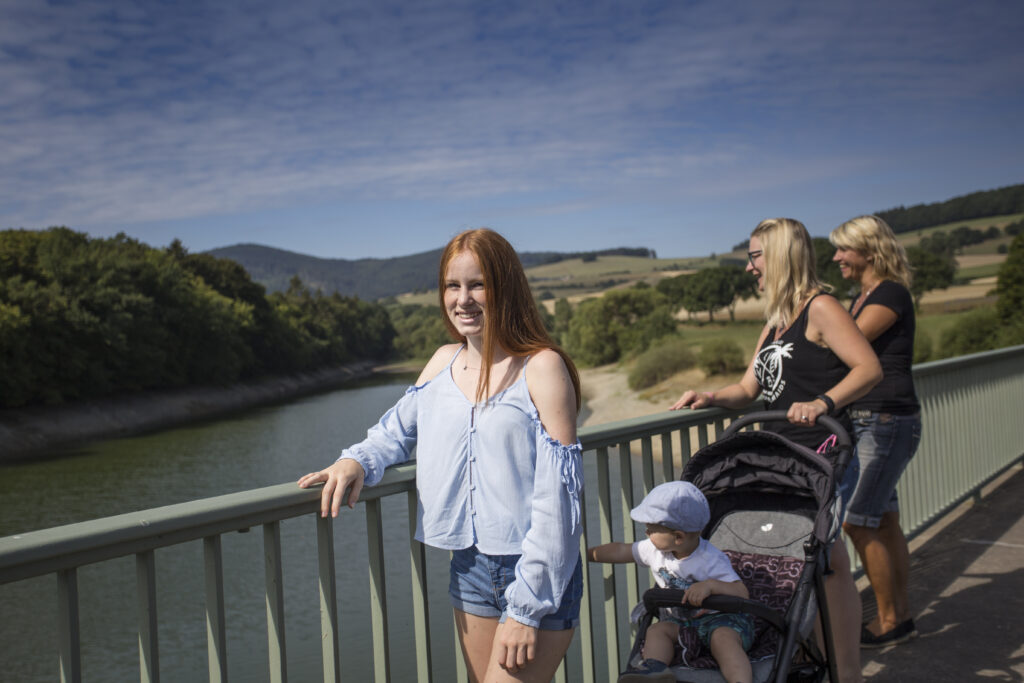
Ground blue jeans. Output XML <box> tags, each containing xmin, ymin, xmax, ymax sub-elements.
<box><xmin>448</xmin><ymin>546</ymin><xmax>583</xmax><ymax>630</ymax></box>
<box><xmin>845</xmin><ymin>411</ymin><xmax>922</xmax><ymax>528</ymax></box>
<box><xmin>837</xmin><ymin>447</ymin><xmax>861</xmax><ymax>524</ymax></box>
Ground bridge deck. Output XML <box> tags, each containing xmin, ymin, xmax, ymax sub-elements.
<box><xmin>858</xmin><ymin>462</ymin><xmax>1024</xmax><ymax>681</ymax></box>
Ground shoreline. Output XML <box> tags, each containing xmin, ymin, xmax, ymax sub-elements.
<box><xmin>0</xmin><ymin>361</ymin><xmax>379</xmax><ymax>462</ymax></box>
<box><xmin>0</xmin><ymin>358</ymin><xmax>718</xmax><ymax>463</ymax></box>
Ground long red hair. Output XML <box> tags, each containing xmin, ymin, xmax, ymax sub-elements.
<box><xmin>438</xmin><ymin>228</ymin><xmax>581</xmax><ymax>409</ymax></box>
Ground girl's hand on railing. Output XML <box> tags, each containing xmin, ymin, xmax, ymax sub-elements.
<box><xmin>297</xmin><ymin>459</ymin><xmax>366</xmax><ymax>517</ymax></box>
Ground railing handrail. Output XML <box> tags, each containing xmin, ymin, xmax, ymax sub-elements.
<box><xmin>6</xmin><ymin>344</ymin><xmax>1022</xmax><ymax>578</ymax></box>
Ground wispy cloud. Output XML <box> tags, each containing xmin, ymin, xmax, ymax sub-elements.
<box><xmin>1</xmin><ymin>0</ymin><xmax>1022</xmax><ymax>256</ymax></box>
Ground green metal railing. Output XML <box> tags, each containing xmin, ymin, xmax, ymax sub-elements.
<box><xmin>1</xmin><ymin>345</ymin><xmax>1022</xmax><ymax>683</ymax></box>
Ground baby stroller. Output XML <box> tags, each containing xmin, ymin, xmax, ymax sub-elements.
<box><xmin>623</xmin><ymin>410</ymin><xmax>853</xmax><ymax>683</ymax></box>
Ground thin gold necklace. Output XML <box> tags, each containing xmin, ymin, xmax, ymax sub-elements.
<box><xmin>852</xmin><ymin>281</ymin><xmax>880</xmax><ymax>315</ymax></box>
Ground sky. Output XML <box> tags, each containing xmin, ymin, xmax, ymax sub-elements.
<box><xmin>3</xmin><ymin>0</ymin><xmax>1023</xmax><ymax>261</ymax></box>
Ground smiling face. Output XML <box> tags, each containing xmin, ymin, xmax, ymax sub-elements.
<box><xmin>746</xmin><ymin>235</ymin><xmax>765</xmax><ymax>291</ymax></box>
<box><xmin>832</xmin><ymin>246</ymin><xmax>871</xmax><ymax>283</ymax></box>
<box><xmin>443</xmin><ymin>250</ymin><xmax>486</xmax><ymax>340</ymax></box>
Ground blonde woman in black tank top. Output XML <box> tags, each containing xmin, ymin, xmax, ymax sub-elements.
<box><xmin>670</xmin><ymin>218</ymin><xmax>882</xmax><ymax>683</ymax></box>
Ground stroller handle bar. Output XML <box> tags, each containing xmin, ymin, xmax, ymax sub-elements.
<box><xmin>719</xmin><ymin>410</ymin><xmax>851</xmax><ymax>451</ymax></box>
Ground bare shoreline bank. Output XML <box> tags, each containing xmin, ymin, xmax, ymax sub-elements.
<box><xmin>0</xmin><ymin>359</ymin><xmax>661</xmax><ymax>462</ymax></box>
<box><xmin>0</xmin><ymin>361</ymin><xmax>380</xmax><ymax>461</ymax></box>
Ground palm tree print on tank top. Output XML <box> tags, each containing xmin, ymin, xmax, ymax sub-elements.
<box><xmin>754</xmin><ymin>341</ymin><xmax>794</xmax><ymax>403</ymax></box>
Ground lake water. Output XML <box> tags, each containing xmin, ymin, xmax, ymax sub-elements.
<box><xmin>0</xmin><ymin>373</ymin><xmax>473</xmax><ymax>683</ymax></box>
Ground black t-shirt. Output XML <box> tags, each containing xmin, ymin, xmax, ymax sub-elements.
<box><xmin>754</xmin><ymin>294</ymin><xmax>852</xmax><ymax>449</ymax></box>
<box><xmin>849</xmin><ymin>280</ymin><xmax>919</xmax><ymax>414</ymax></box>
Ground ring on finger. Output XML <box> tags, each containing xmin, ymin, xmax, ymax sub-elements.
<box><xmin>801</xmin><ymin>415</ymin><xmax>808</xmax><ymax>422</ymax></box>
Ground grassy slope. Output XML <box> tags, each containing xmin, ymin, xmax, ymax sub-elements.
<box><xmin>399</xmin><ymin>213</ymin><xmax>1015</xmax><ymax>306</ymax></box>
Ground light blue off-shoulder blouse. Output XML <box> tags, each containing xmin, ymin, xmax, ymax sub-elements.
<box><xmin>337</xmin><ymin>346</ymin><xmax>584</xmax><ymax>628</ymax></box>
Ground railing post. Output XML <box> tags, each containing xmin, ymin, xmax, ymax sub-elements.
<box><xmin>204</xmin><ymin>535</ymin><xmax>228</xmax><ymax>683</ymax></box>
<box><xmin>316</xmin><ymin>515</ymin><xmax>340</xmax><ymax>683</ymax></box>
<box><xmin>452</xmin><ymin>606</ymin><xmax>468</xmax><ymax>682</ymax></box>
<box><xmin>641</xmin><ymin>436</ymin><xmax>655</xmax><ymax>495</ymax></box>
<box><xmin>57</xmin><ymin>568</ymin><xmax>81</xmax><ymax>683</ymax></box>
<box><xmin>678</xmin><ymin>426</ymin><xmax>693</xmax><ymax>472</ymax></box>
<box><xmin>660</xmin><ymin>432</ymin><xmax>674</xmax><ymax>483</ymax></box>
<box><xmin>595</xmin><ymin>446</ymin><xmax>619</xmax><ymax>679</ymax></box>
<box><xmin>264</xmin><ymin>521</ymin><xmax>288</xmax><ymax>683</ymax></box>
<box><xmin>136</xmin><ymin>550</ymin><xmax>160</xmax><ymax>683</ymax></box>
<box><xmin>407</xmin><ymin>490</ymin><xmax>432</xmax><ymax>683</ymax></box>
<box><xmin>618</xmin><ymin>441</ymin><xmax>639</xmax><ymax>667</ymax></box>
<box><xmin>576</xmin><ymin>487</ymin><xmax>596</xmax><ymax>683</ymax></box>
<box><xmin>365</xmin><ymin>498</ymin><xmax>391</xmax><ymax>683</ymax></box>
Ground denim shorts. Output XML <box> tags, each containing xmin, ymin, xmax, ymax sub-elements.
<box><xmin>448</xmin><ymin>546</ymin><xmax>584</xmax><ymax>630</ymax></box>
<box><xmin>845</xmin><ymin>411</ymin><xmax>921</xmax><ymax>528</ymax></box>
<box><xmin>836</xmin><ymin>448</ymin><xmax>861</xmax><ymax>524</ymax></box>
<box><xmin>672</xmin><ymin>612</ymin><xmax>756</xmax><ymax>651</ymax></box>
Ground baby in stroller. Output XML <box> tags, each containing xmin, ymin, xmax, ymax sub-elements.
<box><xmin>588</xmin><ymin>481</ymin><xmax>755</xmax><ymax>683</ymax></box>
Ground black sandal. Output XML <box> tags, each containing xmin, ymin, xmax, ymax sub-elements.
<box><xmin>860</xmin><ymin>619</ymin><xmax>917</xmax><ymax>648</ymax></box>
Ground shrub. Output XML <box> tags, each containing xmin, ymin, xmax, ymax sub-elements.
<box><xmin>937</xmin><ymin>307</ymin><xmax>1002</xmax><ymax>359</ymax></box>
<box><xmin>913</xmin><ymin>329</ymin><xmax>933</xmax><ymax>364</ymax></box>
<box><xmin>628</xmin><ymin>338</ymin><xmax>696</xmax><ymax>390</ymax></box>
<box><xmin>698</xmin><ymin>339</ymin><xmax>747</xmax><ymax>376</ymax></box>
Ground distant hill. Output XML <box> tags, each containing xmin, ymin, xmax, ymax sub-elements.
<box><xmin>206</xmin><ymin>182</ymin><xmax>1022</xmax><ymax>300</ymax></box>
<box><xmin>205</xmin><ymin>244</ymin><xmax>657</xmax><ymax>300</ymax></box>
<box><xmin>877</xmin><ymin>183</ymin><xmax>1024</xmax><ymax>233</ymax></box>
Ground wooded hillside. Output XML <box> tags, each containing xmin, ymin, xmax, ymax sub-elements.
<box><xmin>0</xmin><ymin>229</ymin><xmax>395</xmax><ymax>408</ymax></box>
<box><xmin>207</xmin><ymin>243</ymin><xmax>656</xmax><ymax>301</ymax></box>
<box><xmin>877</xmin><ymin>183</ymin><xmax>1024</xmax><ymax>233</ymax></box>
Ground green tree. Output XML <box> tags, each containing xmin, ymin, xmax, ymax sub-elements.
<box><xmin>994</xmin><ymin>233</ymin><xmax>1024</xmax><ymax>323</ymax></box>
<box><xmin>656</xmin><ymin>272</ymin><xmax>690</xmax><ymax>307</ymax></box>
<box><xmin>905</xmin><ymin>246</ymin><xmax>956</xmax><ymax>309</ymax></box>
<box><xmin>684</xmin><ymin>268</ymin><xmax>734</xmax><ymax>322</ymax></box>
<box><xmin>724</xmin><ymin>266</ymin><xmax>758</xmax><ymax>321</ymax></box>
<box><xmin>387</xmin><ymin>303</ymin><xmax>451</xmax><ymax>360</ymax></box>
<box><xmin>565</xmin><ymin>288</ymin><xmax>676</xmax><ymax>366</ymax></box>
<box><xmin>812</xmin><ymin>237</ymin><xmax>849</xmax><ymax>297</ymax></box>
<box><xmin>551</xmin><ymin>298</ymin><xmax>573</xmax><ymax>343</ymax></box>
<box><xmin>919</xmin><ymin>231</ymin><xmax>955</xmax><ymax>257</ymax></box>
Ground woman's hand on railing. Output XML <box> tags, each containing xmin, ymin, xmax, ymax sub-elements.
<box><xmin>670</xmin><ymin>390</ymin><xmax>713</xmax><ymax>411</ymax></box>
<box><xmin>297</xmin><ymin>458</ymin><xmax>366</xmax><ymax>517</ymax></box>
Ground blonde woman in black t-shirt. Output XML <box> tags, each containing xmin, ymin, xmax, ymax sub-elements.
<box><xmin>671</xmin><ymin>217</ymin><xmax>882</xmax><ymax>683</ymax></box>
<box><xmin>831</xmin><ymin>215</ymin><xmax>922</xmax><ymax>649</ymax></box>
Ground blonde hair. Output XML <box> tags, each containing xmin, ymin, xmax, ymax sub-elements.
<box><xmin>829</xmin><ymin>215</ymin><xmax>913</xmax><ymax>289</ymax></box>
<box><xmin>751</xmin><ymin>218</ymin><xmax>828</xmax><ymax>330</ymax></box>
<box><xmin>438</xmin><ymin>228</ymin><xmax>581</xmax><ymax>409</ymax></box>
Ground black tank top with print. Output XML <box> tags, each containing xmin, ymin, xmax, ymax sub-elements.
<box><xmin>753</xmin><ymin>294</ymin><xmax>852</xmax><ymax>449</ymax></box>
